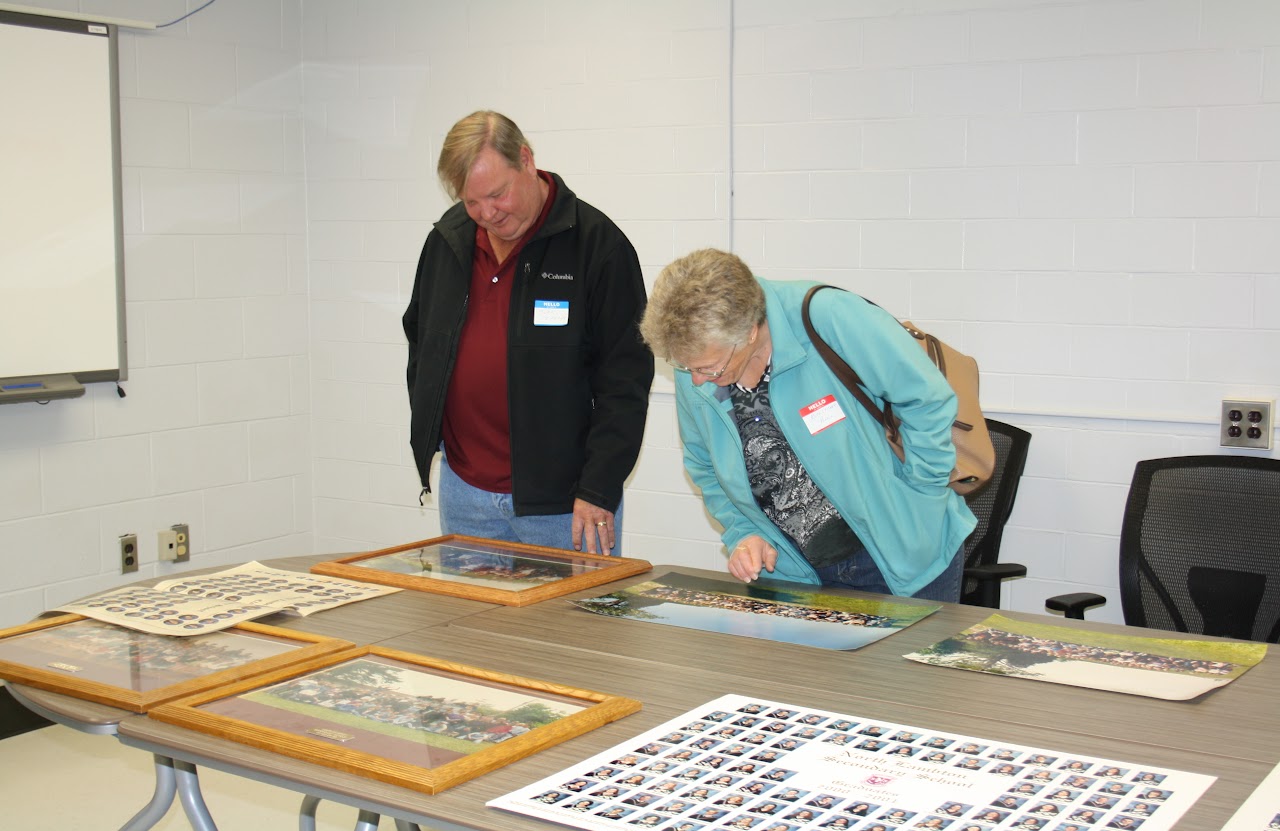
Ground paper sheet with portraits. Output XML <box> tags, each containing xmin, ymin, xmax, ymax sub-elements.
<box><xmin>1221</xmin><ymin>760</ymin><xmax>1280</xmax><ymax>831</ymax></box>
<box><xmin>55</xmin><ymin>561</ymin><xmax>399</xmax><ymax>636</ymax></box>
<box><xmin>488</xmin><ymin>693</ymin><xmax>1212</xmax><ymax>831</ymax></box>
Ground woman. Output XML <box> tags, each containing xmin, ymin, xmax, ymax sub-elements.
<box><xmin>640</xmin><ymin>249</ymin><xmax>976</xmax><ymax>600</ymax></box>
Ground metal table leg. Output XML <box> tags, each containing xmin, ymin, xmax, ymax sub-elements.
<box><xmin>118</xmin><ymin>754</ymin><xmax>179</xmax><ymax>831</ymax></box>
<box><xmin>175</xmin><ymin>759</ymin><xmax>219</xmax><ymax>831</ymax></box>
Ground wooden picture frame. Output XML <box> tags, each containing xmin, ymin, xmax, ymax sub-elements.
<box><xmin>149</xmin><ymin>645</ymin><xmax>643</xmax><ymax>794</ymax></box>
<box><xmin>310</xmin><ymin>534</ymin><xmax>652</xmax><ymax>606</ymax></box>
<box><xmin>0</xmin><ymin>614</ymin><xmax>353</xmax><ymax>712</ymax></box>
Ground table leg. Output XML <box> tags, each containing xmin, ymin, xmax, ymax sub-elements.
<box><xmin>174</xmin><ymin>759</ymin><xmax>218</xmax><ymax>831</ymax></box>
<box><xmin>354</xmin><ymin>809</ymin><xmax>381</xmax><ymax>830</ymax></box>
<box><xmin>299</xmin><ymin>794</ymin><xmax>320</xmax><ymax>831</ymax></box>
<box><xmin>118</xmin><ymin>754</ymin><xmax>178</xmax><ymax>831</ymax></box>
<box><xmin>393</xmin><ymin>820</ymin><xmax>422</xmax><ymax>831</ymax></box>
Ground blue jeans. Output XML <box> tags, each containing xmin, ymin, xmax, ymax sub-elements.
<box><xmin>438</xmin><ymin>456</ymin><xmax>624</xmax><ymax>555</ymax></box>
<box><xmin>814</xmin><ymin>542</ymin><xmax>963</xmax><ymax>602</ymax></box>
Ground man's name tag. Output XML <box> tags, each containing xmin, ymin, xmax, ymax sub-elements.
<box><xmin>800</xmin><ymin>395</ymin><xmax>846</xmax><ymax>435</ymax></box>
<box><xmin>533</xmin><ymin>299</ymin><xmax>569</xmax><ymax>326</ymax></box>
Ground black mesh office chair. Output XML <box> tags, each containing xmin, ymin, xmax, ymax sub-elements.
<box><xmin>1046</xmin><ymin>455</ymin><xmax>1280</xmax><ymax>643</ymax></box>
<box><xmin>960</xmin><ymin>419</ymin><xmax>1032</xmax><ymax>608</ymax></box>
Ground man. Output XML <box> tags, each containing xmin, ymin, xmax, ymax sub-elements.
<box><xmin>404</xmin><ymin>111</ymin><xmax>652</xmax><ymax>554</ymax></box>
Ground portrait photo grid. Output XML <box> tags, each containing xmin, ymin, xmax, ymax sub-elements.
<box><xmin>490</xmin><ymin>694</ymin><xmax>1213</xmax><ymax>831</ymax></box>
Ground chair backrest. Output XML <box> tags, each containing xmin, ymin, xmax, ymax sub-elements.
<box><xmin>960</xmin><ymin>419</ymin><xmax>1032</xmax><ymax>604</ymax></box>
<box><xmin>1120</xmin><ymin>455</ymin><xmax>1280</xmax><ymax>643</ymax></box>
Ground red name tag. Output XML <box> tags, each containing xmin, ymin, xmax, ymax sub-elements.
<box><xmin>800</xmin><ymin>395</ymin><xmax>846</xmax><ymax>435</ymax></box>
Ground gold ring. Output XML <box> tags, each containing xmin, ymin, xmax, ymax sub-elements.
<box><xmin>596</xmin><ymin>521</ymin><xmax>608</xmax><ymax>527</ymax></box>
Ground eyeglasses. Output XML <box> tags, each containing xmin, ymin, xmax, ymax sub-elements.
<box><xmin>668</xmin><ymin>342</ymin><xmax>738</xmax><ymax>378</ymax></box>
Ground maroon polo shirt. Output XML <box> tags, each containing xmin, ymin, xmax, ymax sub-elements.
<box><xmin>441</xmin><ymin>172</ymin><xmax>557</xmax><ymax>493</ymax></box>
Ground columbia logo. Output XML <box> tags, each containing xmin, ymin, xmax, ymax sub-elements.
<box><xmin>542</xmin><ymin>272</ymin><xmax>574</xmax><ymax>281</ymax></box>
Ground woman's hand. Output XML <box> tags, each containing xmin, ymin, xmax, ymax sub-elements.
<box><xmin>727</xmin><ymin>535</ymin><xmax>778</xmax><ymax>582</ymax></box>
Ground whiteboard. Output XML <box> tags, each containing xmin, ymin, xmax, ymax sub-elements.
<box><xmin>0</xmin><ymin>10</ymin><xmax>125</xmax><ymax>399</ymax></box>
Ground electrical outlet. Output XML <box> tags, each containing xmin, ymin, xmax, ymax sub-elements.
<box><xmin>119</xmin><ymin>533</ymin><xmax>138</xmax><ymax>574</ymax></box>
<box><xmin>1220</xmin><ymin>399</ymin><xmax>1274</xmax><ymax>450</ymax></box>
<box><xmin>158</xmin><ymin>523</ymin><xmax>191</xmax><ymax>563</ymax></box>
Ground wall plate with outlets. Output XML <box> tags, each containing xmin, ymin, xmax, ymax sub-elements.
<box><xmin>119</xmin><ymin>533</ymin><xmax>138</xmax><ymax>573</ymax></box>
<box><xmin>1220</xmin><ymin>399</ymin><xmax>1274</xmax><ymax>450</ymax></box>
<box><xmin>158</xmin><ymin>523</ymin><xmax>191</xmax><ymax>563</ymax></box>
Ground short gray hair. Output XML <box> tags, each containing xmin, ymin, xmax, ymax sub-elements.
<box><xmin>437</xmin><ymin>111</ymin><xmax>531</xmax><ymax>201</ymax></box>
<box><xmin>639</xmin><ymin>249</ymin><xmax>765</xmax><ymax>365</ymax></box>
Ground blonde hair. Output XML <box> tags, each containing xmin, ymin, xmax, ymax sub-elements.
<box><xmin>639</xmin><ymin>248</ymin><xmax>765</xmax><ymax>364</ymax></box>
<box><xmin>437</xmin><ymin>111</ymin><xmax>531</xmax><ymax>201</ymax></box>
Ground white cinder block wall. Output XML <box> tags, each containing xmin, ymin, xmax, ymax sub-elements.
<box><xmin>1</xmin><ymin>0</ymin><xmax>1278</xmax><ymax>628</ymax></box>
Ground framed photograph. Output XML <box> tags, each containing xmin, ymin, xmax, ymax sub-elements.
<box><xmin>149</xmin><ymin>645</ymin><xmax>643</xmax><ymax>794</ymax></box>
<box><xmin>0</xmin><ymin>614</ymin><xmax>353</xmax><ymax>712</ymax></box>
<box><xmin>310</xmin><ymin>534</ymin><xmax>652</xmax><ymax>606</ymax></box>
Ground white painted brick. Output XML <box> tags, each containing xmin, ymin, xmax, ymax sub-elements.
<box><xmin>96</xmin><ymin>365</ymin><xmax>200</xmax><ymax>438</ymax></box>
<box><xmin>963</xmin><ymin>322</ymin><xmax>1073</xmax><ymax>375</ymax></box>
<box><xmin>1196</xmin><ymin>218</ymin><xmax>1280</xmax><ymax>271</ymax></box>
<box><xmin>586</xmin><ymin>129</ymin><xmax>676</xmax><ymax>174</ymax></box>
<box><xmin>908</xmin><ymin>271</ymin><xmax>1018</xmax><ymax>321</ymax></box>
<box><xmin>811</xmin><ymin>172</ymin><xmax>910</xmax><ymax>219</ymax></box>
<box><xmin>136</xmin><ymin>36</ymin><xmax>237</xmax><ymax>105</ymax></box>
<box><xmin>1074</xmin><ymin>219</ymin><xmax>1195</xmax><ymax>273</ymax></box>
<box><xmin>360</xmin><ymin>142</ymin><xmax>432</xmax><ymax>182</ymax></box>
<box><xmin>964</xmin><ymin>220</ymin><xmax>1074</xmax><ymax>271</ymax></box>
<box><xmin>1078</xmin><ymin>109</ymin><xmax>1198</xmax><ymax>164</ymax></box>
<box><xmin>1018</xmin><ymin>166</ymin><xmax>1133</xmax><ymax>219</ymax></box>
<box><xmin>967</xmin><ymin>113</ymin><xmax>1077</xmax><ymax>167</ymax></box>
<box><xmin>1188</xmin><ymin>330</ymin><xmax>1280</xmax><ymax>385</ymax></box>
<box><xmin>125</xmin><ymin>235</ymin><xmax>196</xmax><ymax>301</ymax></box>
<box><xmin>249</xmin><ymin>297</ymin><xmax>308</xmax><ymax>364</ymax></box>
<box><xmin>863</xmin><ymin>117</ymin><xmax>967</xmax><ymax>170</ymax></box>
<box><xmin>1070</xmin><ymin>326</ymin><xmax>1189</xmax><ymax>381</ymax></box>
<box><xmin>1262</xmin><ymin>163</ymin><xmax>1280</xmax><ymax>215</ymax></box>
<box><xmin>363</xmin><ymin>383</ymin><xmax>409</xmax><ymax>428</ymax></box>
<box><xmin>144</xmin><ymin>299</ymin><xmax>245</xmax><ymax>366</ymax></box>
<box><xmin>310</xmin><ymin>260</ymin><xmax>400</xmax><ymax>303</ymax></box>
<box><xmin>672</xmin><ymin>28</ymin><xmax>730</xmax><ymax>78</ymax></box>
<box><xmin>587</xmin><ymin>31</ymin><xmax>675</xmax><ymax>82</ymax></box>
<box><xmin>305</xmin><ymin>141</ymin><xmax>361</xmax><ymax>179</ymax></box>
<box><xmin>237</xmin><ymin>45</ymin><xmax>302</xmax><ymax>112</ymax></box>
<box><xmin>1130</xmin><ymin>274</ymin><xmax>1255</xmax><ymax>328</ymax></box>
<box><xmin>861</xmin><ymin>12</ymin><xmax>968</xmax><ymax>68</ymax></box>
<box><xmin>358</xmin><ymin>62</ymin><xmax>429</xmax><ymax>101</ymax></box>
<box><xmin>577</xmin><ymin>174</ymin><xmax>721</xmax><ymax>222</ymax></box>
<box><xmin>307</xmin><ymin>179</ymin><xmax>401</xmax><ymax>222</ymax></box>
<box><xmin>674</xmin><ymin>126</ymin><xmax>727</xmax><ymax>174</ymax></box>
<box><xmin>762</xmin><ymin>20</ymin><xmax>864</xmax><ymax>74</ymax></box>
<box><xmin>139</xmin><ymin>169</ymin><xmax>241</xmax><ymax>234</ymax></box>
<box><xmin>1080</xmin><ymin>0</ymin><xmax>1200</xmax><ymax>55</ymax></box>
<box><xmin>1258</xmin><ymin>275</ymin><xmax>1280</xmax><ymax>328</ymax></box>
<box><xmin>204</xmin><ymin>479</ymin><xmax>296</xmax><ymax>550</ymax></box>
<box><xmin>812</xmin><ymin>68</ymin><xmax>913</xmax><ymax>120</ymax></box>
<box><xmin>1066</xmin><ymin>430</ymin><xmax>1183</xmax><ymax>485</ymax></box>
<box><xmin>0</xmin><ymin>513</ymin><xmax>98</xmax><ymax>593</ymax></box>
<box><xmin>910</xmin><ymin>168</ymin><xmax>1018</xmax><ymax>218</ymax></box>
<box><xmin>1139</xmin><ymin>50</ymin><xmax>1263</xmax><ymax>107</ymax></box>
<box><xmin>1016</xmin><ymin>478</ymin><xmax>1128</xmax><ymax>537</ymax></box>
<box><xmin>323</xmin><ymin>97</ymin><xmax>397</xmax><ymax>144</ymax></box>
<box><xmin>313</xmin><ymin>418</ymin><xmax>401</xmax><ymax>465</ymax></box>
<box><xmin>1134</xmin><ymin>163</ymin><xmax>1258</xmax><ymax>218</ymax></box>
<box><xmin>0</xmin><ymin>448</ymin><xmax>40</xmax><ymax>521</ymax></box>
<box><xmin>629</xmin><ymin>445</ymin><xmax>698</xmax><ymax>495</ymax></box>
<box><xmin>998</xmin><ymin>527</ymin><xmax>1066</xmax><ymax>582</ymax></box>
<box><xmin>187</xmin><ymin>0</ymin><xmax>284</xmax><ymax>49</ymax></box>
<box><xmin>312</xmin><ymin>379</ymin><xmax>366</xmax><ymax>422</ymax></box>
<box><xmin>1016</xmin><ymin>272</ymin><xmax>1132</xmax><ymax>326</ymax></box>
<box><xmin>1201</xmin><ymin>0</ymin><xmax>1280</xmax><ymax>48</ymax></box>
<box><xmin>364</xmin><ymin>221</ymin><xmax>427</xmax><ymax>264</ymax></box>
<box><xmin>249</xmin><ymin>416</ymin><xmax>311</xmax><ymax>480</ymax></box>
<box><xmin>363</xmin><ymin>303</ymin><xmax>404</xmax><ymax>345</ymax></box>
<box><xmin>1021</xmin><ymin>56</ymin><xmax>1139</xmax><ymax>112</ymax></box>
<box><xmin>912</xmin><ymin>63</ymin><xmax>1020</xmax><ymax>117</ymax></box>
<box><xmin>198</xmin><ymin>358</ymin><xmax>292</xmax><ymax>424</ymax></box>
<box><xmin>732</xmin><ymin>74</ymin><xmax>811</xmax><ymax>125</ymax></box>
<box><xmin>324</xmin><ymin>342</ymin><xmax>405</xmax><ymax>386</ymax></box>
<box><xmin>759</xmin><ymin>220</ymin><xmax>860</xmax><ymax>270</ymax></box>
<box><xmin>969</xmin><ymin>5</ymin><xmax>1083</xmax><ymax>62</ymax></box>
<box><xmin>315</xmin><ymin>458</ymin><xmax>372</xmax><ymax>500</ymax></box>
<box><xmin>120</xmin><ymin>98</ymin><xmax>190</xmax><ymax>168</ymax></box>
<box><xmin>734</xmin><ymin>173</ymin><xmax>811</xmax><ymax>220</ymax></box>
<box><xmin>861</xmin><ymin>220</ymin><xmax>963</xmax><ymax>269</ymax></box>
<box><xmin>1011</xmin><ymin>376</ymin><xmax>1136</xmax><ymax>418</ymax></box>
<box><xmin>1267</xmin><ymin>46</ymin><xmax>1280</xmax><ymax>101</ymax></box>
<box><xmin>761</xmin><ymin>122</ymin><xmax>863</xmax><ymax>171</ymax></box>
<box><xmin>1199</xmin><ymin>104</ymin><xmax>1280</xmax><ymax>161</ymax></box>
<box><xmin>194</xmin><ymin>235</ymin><xmax>288</xmax><ymax>297</ymax></box>
<box><xmin>241</xmin><ymin>173</ymin><xmax>306</xmax><ymax>235</ymax></box>
<box><xmin>152</xmin><ymin>424</ymin><xmax>249</xmax><ymax>494</ymax></box>
<box><xmin>307</xmin><ymin>222</ymin><xmax>365</xmax><ymax>262</ymax></box>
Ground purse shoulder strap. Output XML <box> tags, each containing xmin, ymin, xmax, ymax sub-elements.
<box><xmin>800</xmin><ymin>285</ymin><xmax>900</xmax><ymax>442</ymax></box>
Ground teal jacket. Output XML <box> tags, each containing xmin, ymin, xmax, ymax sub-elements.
<box><xmin>675</xmin><ymin>279</ymin><xmax>977</xmax><ymax>596</ymax></box>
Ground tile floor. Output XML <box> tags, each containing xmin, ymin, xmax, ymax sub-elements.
<box><xmin>0</xmin><ymin>721</ymin><xmax>381</xmax><ymax>829</ymax></box>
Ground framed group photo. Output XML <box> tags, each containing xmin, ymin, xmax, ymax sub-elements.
<box><xmin>0</xmin><ymin>614</ymin><xmax>353</xmax><ymax>712</ymax></box>
<box><xmin>310</xmin><ymin>534</ymin><xmax>652</xmax><ymax>606</ymax></box>
<box><xmin>149</xmin><ymin>645</ymin><xmax>643</xmax><ymax>794</ymax></box>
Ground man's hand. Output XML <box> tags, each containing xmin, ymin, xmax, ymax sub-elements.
<box><xmin>571</xmin><ymin>498</ymin><xmax>615</xmax><ymax>555</ymax></box>
<box><xmin>727</xmin><ymin>535</ymin><xmax>778</xmax><ymax>582</ymax></box>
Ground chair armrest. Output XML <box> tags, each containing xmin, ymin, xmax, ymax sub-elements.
<box><xmin>1045</xmin><ymin>592</ymin><xmax>1106</xmax><ymax>620</ymax></box>
<box><xmin>962</xmin><ymin>563</ymin><xmax>1028</xmax><ymax>608</ymax></box>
